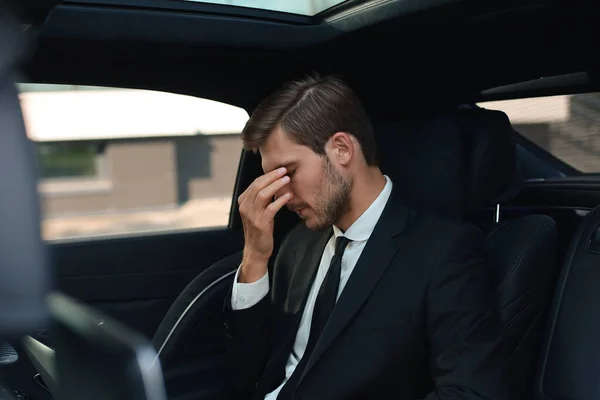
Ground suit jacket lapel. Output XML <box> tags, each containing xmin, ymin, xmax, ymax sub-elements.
<box><xmin>284</xmin><ymin>227</ymin><xmax>332</xmax><ymax>314</ymax></box>
<box><xmin>257</xmin><ymin>227</ymin><xmax>332</xmax><ymax>395</ymax></box>
<box><xmin>300</xmin><ymin>188</ymin><xmax>410</xmax><ymax>382</ymax></box>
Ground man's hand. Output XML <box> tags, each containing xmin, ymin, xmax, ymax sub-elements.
<box><xmin>238</xmin><ymin>167</ymin><xmax>292</xmax><ymax>283</ymax></box>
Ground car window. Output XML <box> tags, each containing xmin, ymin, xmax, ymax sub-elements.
<box><xmin>479</xmin><ymin>93</ymin><xmax>600</xmax><ymax>174</ymax></box>
<box><xmin>19</xmin><ymin>84</ymin><xmax>247</xmax><ymax>241</ymax></box>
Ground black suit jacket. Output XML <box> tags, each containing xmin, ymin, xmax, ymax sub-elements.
<box><xmin>225</xmin><ymin>188</ymin><xmax>514</xmax><ymax>400</ymax></box>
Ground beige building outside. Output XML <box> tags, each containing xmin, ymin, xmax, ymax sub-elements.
<box><xmin>482</xmin><ymin>93</ymin><xmax>600</xmax><ymax>173</ymax></box>
<box><xmin>18</xmin><ymin>84</ymin><xmax>600</xmax><ymax>241</ymax></box>
<box><xmin>19</xmin><ymin>85</ymin><xmax>247</xmax><ymax>240</ymax></box>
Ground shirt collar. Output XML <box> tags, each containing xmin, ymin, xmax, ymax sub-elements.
<box><xmin>332</xmin><ymin>175</ymin><xmax>393</xmax><ymax>242</ymax></box>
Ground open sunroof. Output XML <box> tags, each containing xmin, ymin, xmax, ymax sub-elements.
<box><xmin>178</xmin><ymin>0</ymin><xmax>348</xmax><ymax>16</ymax></box>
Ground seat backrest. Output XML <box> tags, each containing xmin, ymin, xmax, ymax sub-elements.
<box><xmin>377</xmin><ymin>108</ymin><xmax>522</xmax><ymax>220</ymax></box>
<box><xmin>376</xmin><ymin>107</ymin><xmax>558</xmax><ymax>397</ymax></box>
<box><xmin>487</xmin><ymin>214</ymin><xmax>558</xmax><ymax>395</ymax></box>
<box><xmin>534</xmin><ymin>205</ymin><xmax>600</xmax><ymax>400</ymax></box>
<box><xmin>151</xmin><ymin>250</ymin><xmax>242</xmax><ymax>399</ymax></box>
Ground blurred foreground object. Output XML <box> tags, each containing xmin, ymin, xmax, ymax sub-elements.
<box><xmin>2</xmin><ymin>0</ymin><xmax>58</xmax><ymax>26</ymax></box>
<box><xmin>0</xmin><ymin>3</ymin><xmax>55</xmax><ymax>338</ymax></box>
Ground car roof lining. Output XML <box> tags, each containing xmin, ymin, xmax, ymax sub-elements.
<box><xmin>18</xmin><ymin>0</ymin><xmax>597</xmax><ymax>119</ymax></box>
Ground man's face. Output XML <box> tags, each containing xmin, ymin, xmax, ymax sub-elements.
<box><xmin>260</xmin><ymin>126</ymin><xmax>352</xmax><ymax>230</ymax></box>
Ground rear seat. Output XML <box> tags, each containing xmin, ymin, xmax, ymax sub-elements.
<box><xmin>533</xmin><ymin>205</ymin><xmax>600</xmax><ymax>400</ymax></box>
<box><xmin>376</xmin><ymin>107</ymin><xmax>558</xmax><ymax>398</ymax></box>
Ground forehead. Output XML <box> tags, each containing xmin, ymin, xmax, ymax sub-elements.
<box><xmin>259</xmin><ymin>126</ymin><xmax>309</xmax><ymax>173</ymax></box>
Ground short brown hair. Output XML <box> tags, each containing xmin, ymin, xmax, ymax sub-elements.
<box><xmin>241</xmin><ymin>74</ymin><xmax>378</xmax><ymax>166</ymax></box>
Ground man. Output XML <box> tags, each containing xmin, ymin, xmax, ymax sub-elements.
<box><xmin>224</xmin><ymin>75</ymin><xmax>513</xmax><ymax>400</ymax></box>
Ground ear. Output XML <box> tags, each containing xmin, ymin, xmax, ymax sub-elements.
<box><xmin>328</xmin><ymin>132</ymin><xmax>354</xmax><ymax>167</ymax></box>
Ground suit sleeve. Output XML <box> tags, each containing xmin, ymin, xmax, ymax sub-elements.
<box><xmin>224</xmin><ymin>268</ymin><xmax>273</xmax><ymax>399</ymax></box>
<box><xmin>223</xmin><ymin>225</ymin><xmax>299</xmax><ymax>399</ymax></box>
<box><xmin>421</xmin><ymin>225</ymin><xmax>515</xmax><ymax>400</ymax></box>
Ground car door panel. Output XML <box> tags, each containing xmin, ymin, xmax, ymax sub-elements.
<box><xmin>3</xmin><ymin>227</ymin><xmax>243</xmax><ymax>400</ymax></box>
<box><xmin>505</xmin><ymin>180</ymin><xmax>600</xmax><ymax>257</ymax></box>
<box><xmin>53</xmin><ymin>227</ymin><xmax>243</xmax><ymax>337</ymax></box>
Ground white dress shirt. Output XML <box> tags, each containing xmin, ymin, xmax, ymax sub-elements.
<box><xmin>231</xmin><ymin>175</ymin><xmax>393</xmax><ymax>399</ymax></box>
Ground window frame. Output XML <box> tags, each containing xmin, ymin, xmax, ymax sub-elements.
<box><xmin>21</xmin><ymin>82</ymin><xmax>245</xmax><ymax>241</ymax></box>
<box><xmin>61</xmin><ymin>0</ymin><xmax>315</xmax><ymax>23</ymax></box>
<box><xmin>514</xmin><ymin>131</ymin><xmax>581</xmax><ymax>181</ymax></box>
<box><xmin>478</xmin><ymin>91</ymin><xmax>600</xmax><ymax>180</ymax></box>
<box><xmin>174</xmin><ymin>0</ymin><xmax>349</xmax><ymax>16</ymax></box>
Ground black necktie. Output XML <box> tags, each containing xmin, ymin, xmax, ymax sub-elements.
<box><xmin>277</xmin><ymin>235</ymin><xmax>351</xmax><ymax>400</ymax></box>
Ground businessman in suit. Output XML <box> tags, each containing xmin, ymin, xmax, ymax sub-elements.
<box><xmin>224</xmin><ymin>75</ymin><xmax>514</xmax><ymax>399</ymax></box>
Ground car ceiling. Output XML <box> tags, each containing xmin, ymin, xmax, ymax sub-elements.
<box><xmin>14</xmin><ymin>0</ymin><xmax>599</xmax><ymax>120</ymax></box>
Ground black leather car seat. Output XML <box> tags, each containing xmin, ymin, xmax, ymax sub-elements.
<box><xmin>533</xmin><ymin>204</ymin><xmax>600</xmax><ymax>400</ymax></box>
<box><xmin>376</xmin><ymin>107</ymin><xmax>559</xmax><ymax>397</ymax></box>
<box><xmin>151</xmin><ymin>250</ymin><xmax>242</xmax><ymax>399</ymax></box>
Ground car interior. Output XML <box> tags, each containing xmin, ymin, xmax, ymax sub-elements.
<box><xmin>0</xmin><ymin>0</ymin><xmax>599</xmax><ymax>399</ymax></box>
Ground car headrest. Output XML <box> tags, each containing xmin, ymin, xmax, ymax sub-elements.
<box><xmin>376</xmin><ymin>108</ymin><xmax>522</xmax><ymax>220</ymax></box>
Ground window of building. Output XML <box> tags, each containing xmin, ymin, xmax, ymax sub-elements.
<box><xmin>479</xmin><ymin>93</ymin><xmax>600</xmax><ymax>173</ymax></box>
<box><xmin>37</xmin><ymin>142</ymin><xmax>106</xmax><ymax>180</ymax></box>
<box><xmin>19</xmin><ymin>84</ymin><xmax>248</xmax><ymax>241</ymax></box>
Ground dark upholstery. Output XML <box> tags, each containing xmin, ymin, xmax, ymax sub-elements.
<box><xmin>376</xmin><ymin>107</ymin><xmax>558</xmax><ymax>397</ymax></box>
<box><xmin>534</xmin><ymin>205</ymin><xmax>600</xmax><ymax>400</ymax></box>
<box><xmin>376</xmin><ymin>108</ymin><xmax>522</xmax><ymax>220</ymax></box>
<box><xmin>488</xmin><ymin>216</ymin><xmax>558</xmax><ymax>334</ymax></box>
<box><xmin>152</xmin><ymin>251</ymin><xmax>242</xmax><ymax>364</ymax></box>
<box><xmin>487</xmin><ymin>215</ymin><xmax>558</xmax><ymax>392</ymax></box>
<box><xmin>152</xmin><ymin>251</ymin><xmax>242</xmax><ymax>400</ymax></box>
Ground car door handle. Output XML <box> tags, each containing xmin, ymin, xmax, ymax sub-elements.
<box><xmin>33</xmin><ymin>373</ymin><xmax>51</xmax><ymax>393</ymax></box>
